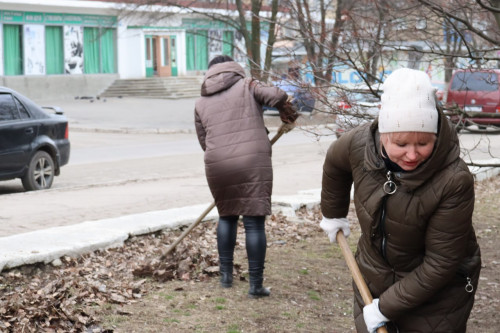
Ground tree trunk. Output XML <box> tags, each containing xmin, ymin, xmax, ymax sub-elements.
<box><xmin>250</xmin><ymin>0</ymin><xmax>263</xmax><ymax>79</ymax></box>
<box><xmin>489</xmin><ymin>0</ymin><xmax>500</xmax><ymax>29</ymax></box>
<box><xmin>262</xmin><ymin>0</ymin><xmax>279</xmax><ymax>82</ymax></box>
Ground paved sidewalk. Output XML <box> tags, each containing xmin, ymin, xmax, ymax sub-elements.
<box><xmin>36</xmin><ymin>96</ymin><xmax>332</xmax><ymax>134</ymax></box>
<box><xmin>0</xmin><ymin>189</ymin><xmax>321</xmax><ymax>272</ymax></box>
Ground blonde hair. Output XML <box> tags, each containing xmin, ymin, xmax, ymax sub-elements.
<box><xmin>379</xmin><ymin>132</ymin><xmax>437</xmax><ymax>158</ymax></box>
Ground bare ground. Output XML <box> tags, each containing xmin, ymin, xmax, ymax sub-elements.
<box><xmin>1</xmin><ymin>175</ymin><xmax>499</xmax><ymax>332</ymax></box>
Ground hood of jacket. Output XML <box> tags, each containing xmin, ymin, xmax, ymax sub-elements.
<box><xmin>200</xmin><ymin>61</ymin><xmax>246</xmax><ymax>96</ymax></box>
<box><xmin>364</xmin><ymin>109</ymin><xmax>461</xmax><ymax>191</ymax></box>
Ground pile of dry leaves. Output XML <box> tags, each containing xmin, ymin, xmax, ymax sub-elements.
<box><xmin>0</xmin><ymin>207</ymin><xmax>322</xmax><ymax>332</ymax></box>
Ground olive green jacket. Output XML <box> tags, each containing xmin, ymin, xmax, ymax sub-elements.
<box><xmin>321</xmin><ymin>110</ymin><xmax>481</xmax><ymax>332</ymax></box>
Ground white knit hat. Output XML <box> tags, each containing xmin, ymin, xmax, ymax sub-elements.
<box><xmin>378</xmin><ymin>68</ymin><xmax>438</xmax><ymax>133</ymax></box>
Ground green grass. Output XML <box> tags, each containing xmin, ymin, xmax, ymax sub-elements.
<box><xmin>214</xmin><ymin>297</ymin><xmax>226</xmax><ymax>304</ymax></box>
<box><xmin>163</xmin><ymin>318</ymin><xmax>180</xmax><ymax>323</ymax></box>
<box><xmin>103</xmin><ymin>314</ymin><xmax>128</xmax><ymax>326</ymax></box>
<box><xmin>299</xmin><ymin>268</ymin><xmax>309</xmax><ymax>275</ymax></box>
<box><xmin>159</xmin><ymin>292</ymin><xmax>175</xmax><ymax>300</ymax></box>
<box><xmin>307</xmin><ymin>290</ymin><xmax>321</xmax><ymax>301</ymax></box>
<box><xmin>226</xmin><ymin>324</ymin><xmax>241</xmax><ymax>333</ymax></box>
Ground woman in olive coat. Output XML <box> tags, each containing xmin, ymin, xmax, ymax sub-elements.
<box><xmin>320</xmin><ymin>68</ymin><xmax>481</xmax><ymax>332</ymax></box>
<box><xmin>195</xmin><ymin>55</ymin><xmax>298</xmax><ymax>298</ymax></box>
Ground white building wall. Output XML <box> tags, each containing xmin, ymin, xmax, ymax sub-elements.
<box><xmin>176</xmin><ymin>30</ymin><xmax>186</xmax><ymax>76</ymax></box>
<box><xmin>118</xmin><ymin>27</ymin><xmax>146</xmax><ymax>79</ymax></box>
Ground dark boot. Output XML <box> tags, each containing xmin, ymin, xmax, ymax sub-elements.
<box><xmin>248</xmin><ymin>273</ymin><xmax>270</xmax><ymax>298</ymax></box>
<box><xmin>219</xmin><ymin>264</ymin><xmax>233</xmax><ymax>288</ymax></box>
<box><xmin>217</xmin><ymin>216</ymin><xmax>238</xmax><ymax>288</ymax></box>
<box><xmin>243</xmin><ymin>215</ymin><xmax>270</xmax><ymax>298</ymax></box>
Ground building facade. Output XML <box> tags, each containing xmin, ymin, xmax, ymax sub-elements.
<box><xmin>0</xmin><ymin>0</ymin><xmax>247</xmax><ymax>99</ymax></box>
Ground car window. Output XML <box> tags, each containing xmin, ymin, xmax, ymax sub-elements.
<box><xmin>0</xmin><ymin>93</ymin><xmax>18</xmax><ymax>121</ymax></box>
<box><xmin>450</xmin><ymin>72</ymin><xmax>499</xmax><ymax>92</ymax></box>
<box><xmin>14</xmin><ymin>97</ymin><xmax>31</xmax><ymax>119</ymax></box>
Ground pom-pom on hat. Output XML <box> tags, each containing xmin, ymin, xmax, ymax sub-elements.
<box><xmin>378</xmin><ymin>68</ymin><xmax>438</xmax><ymax>134</ymax></box>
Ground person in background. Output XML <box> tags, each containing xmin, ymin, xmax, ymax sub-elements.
<box><xmin>194</xmin><ymin>55</ymin><xmax>298</xmax><ymax>298</ymax></box>
<box><xmin>320</xmin><ymin>68</ymin><xmax>481</xmax><ymax>332</ymax></box>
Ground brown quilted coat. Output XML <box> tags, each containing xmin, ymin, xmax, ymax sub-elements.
<box><xmin>195</xmin><ymin>61</ymin><xmax>289</xmax><ymax>216</ymax></box>
<box><xmin>321</xmin><ymin>110</ymin><xmax>481</xmax><ymax>332</ymax></box>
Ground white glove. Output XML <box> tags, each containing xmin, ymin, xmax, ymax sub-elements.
<box><xmin>319</xmin><ymin>217</ymin><xmax>350</xmax><ymax>243</ymax></box>
<box><xmin>363</xmin><ymin>299</ymin><xmax>389</xmax><ymax>333</ymax></box>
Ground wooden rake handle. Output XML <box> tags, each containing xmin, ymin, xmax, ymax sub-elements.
<box><xmin>161</xmin><ymin>123</ymin><xmax>291</xmax><ymax>259</ymax></box>
<box><xmin>336</xmin><ymin>231</ymin><xmax>388</xmax><ymax>333</ymax></box>
<box><xmin>160</xmin><ymin>202</ymin><xmax>216</xmax><ymax>260</ymax></box>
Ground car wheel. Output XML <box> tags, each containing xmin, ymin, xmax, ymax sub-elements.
<box><xmin>22</xmin><ymin>151</ymin><xmax>55</xmax><ymax>191</ymax></box>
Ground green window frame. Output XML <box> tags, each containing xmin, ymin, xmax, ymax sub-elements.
<box><xmin>45</xmin><ymin>26</ymin><xmax>64</xmax><ymax>74</ymax></box>
<box><xmin>3</xmin><ymin>24</ymin><xmax>23</xmax><ymax>76</ymax></box>
<box><xmin>222</xmin><ymin>31</ymin><xmax>233</xmax><ymax>57</ymax></box>
<box><xmin>186</xmin><ymin>32</ymin><xmax>195</xmax><ymax>71</ymax></box>
<box><xmin>101</xmin><ymin>28</ymin><xmax>115</xmax><ymax>73</ymax></box>
<box><xmin>84</xmin><ymin>27</ymin><xmax>99</xmax><ymax>74</ymax></box>
<box><xmin>83</xmin><ymin>27</ymin><xmax>116</xmax><ymax>74</ymax></box>
<box><xmin>186</xmin><ymin>30</ymin><xmax>208</xmax><ymax>71</ymax></box>
<box><xmin>195</xmin><ymin>30</ymin><xmax>208</xmax><ymax>70</ymax></box>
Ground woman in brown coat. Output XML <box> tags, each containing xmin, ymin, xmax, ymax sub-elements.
<box><xmin>195</xmin><ymin>55</ymin><xmax>298</xmax><ymax>298</ymax></box>
<box><xmin>320</xmin><ymin>68</ymin><xmax>481</xmax><ymax>332</ymax></box>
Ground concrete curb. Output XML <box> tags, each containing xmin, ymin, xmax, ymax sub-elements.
<box><xmin>468</xmin><ymin>158</ymin><xmax>500</xmax><ymax>181</ymax></box>
<box><xmin>69</xmin><ymin>125</ymin><xmax>196</xmax><ymax>135</ymax></box>
<box><xmin>68</xmin><ymin>112</ymin><xmax>325</xmax><ymax>135</ymax></box>
<box><xmin>0</xmin><ymin>193</ymin><xmax>317</xmax><ymax>273</ymax></box>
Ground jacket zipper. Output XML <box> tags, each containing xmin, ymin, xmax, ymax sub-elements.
<box><xmin>380</xmin><ymin>170</ymin><xmax>397</xmax><ymax>283</ymax></box>
<box><xmin>380</xmin><ymin>195</ymin><xmax>388</xmax><ymax>260</ymax></box>
<box><xmin>379</xmin><ymin>196</ymin><xmax>397</xmax><ymax>284</ymax></box>
<box><xmin>457</xmin><ymin>267</ymin><xmax>475</xmax><ymax>293</ymax></box>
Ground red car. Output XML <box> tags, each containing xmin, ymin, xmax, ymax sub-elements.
<box><xmin>446</xmin><ymin>69</ymin><xmax>500</xmax><ymax>128</ymax></box>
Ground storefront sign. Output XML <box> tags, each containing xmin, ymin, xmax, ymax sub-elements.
<box><xmin>0</xmin><ymin>10</ymin><xmax>116</xmax><ymax>27</ymax></box>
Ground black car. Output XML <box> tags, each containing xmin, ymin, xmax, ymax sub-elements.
<box><xmin>0</xmin><ymin>87</ymin><xmax>70</xmax><ymax>191</ymax></box>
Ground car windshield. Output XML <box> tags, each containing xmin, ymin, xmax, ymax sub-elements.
<box><xmin>450</xmin><ymin>71</ymin><xmax>499</xmax><ymax>92</ymax></box>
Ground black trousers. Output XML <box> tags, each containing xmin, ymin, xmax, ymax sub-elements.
<box><xmin>217</xmin><ymin>215</ymin><xmax>267</xmax><ymax>279</ymax></box>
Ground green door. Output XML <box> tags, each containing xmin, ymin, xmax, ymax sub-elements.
<box><xmin>145</xmin><ymin>35</ymin><xmax>154</xmax><ymax>77</ymax></box>
<box><xmin>170</xmin><ymin>35</ymin><xmax>178</xmax><ymax>77</ymax></box>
